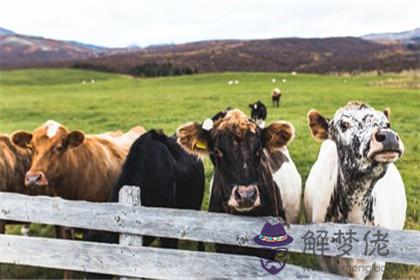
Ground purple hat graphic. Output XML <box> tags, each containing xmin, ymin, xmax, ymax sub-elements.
<box><xmin>254</xmin><ymin>222</ymin><xmax>293</xmax><ymax>247</ymax></box>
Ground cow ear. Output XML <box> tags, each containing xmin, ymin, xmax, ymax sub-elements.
<box><xmin>384</xmin><ymin>107</ymin><xmax>391</xmax><ymax>121</ymax></box>
<box><xmin>249</xmin><ymin>104</ymin><xmax>253</xmax><ymax>108</ymax></box>
<box><xmin>12</xmin><ymin>131</ymin><xmax>33</xmax><ymax>149</ymax></box>
<box><xmin>65</xmin><ymin>130</ymin><xmax>85</xmax><ymax>148</ymax></box>
<box><xmin>263</xmin><ymin>121</ymin><xmax>295</xmax><ymax>149</ymax></box>
<box><xmin>177</xmin><ymin>120</ymin><xmax>212</xmax><ymax>157</ymax></box>
<box><xmin>307</xmin><ymin>109</ymin><xmax>329</xmax><ymax>141</ymax></box>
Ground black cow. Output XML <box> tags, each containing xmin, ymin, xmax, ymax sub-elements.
<box><xmin>177</xmin><ymin>109</ymin><xmax>301</xmax><ymax>257</ymax></box>
<box><xmin>113</xmin><ymin>129</ymin><xmax>204</xmax><ymax>245</ymax></box>
<box><xmin>86</xmin><ymin>129</ymin><xmax>205</xmax><ymax>278</ymax></box>
<box><xmin>249</xmin><ymin>101</ymin><xmax>267</xmax><ymax>128</ymax></box>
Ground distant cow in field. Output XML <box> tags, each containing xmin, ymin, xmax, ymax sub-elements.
<box><xmin>177</xmin><ymin>109</ymin><xmax>301</xmax><ymax>255</ymax></box>
<box><xmin>272</xmin><ymin>88</ymin><xmax>282</xmax><ymax>107</ymax></box>
<box><xmin>304</xmin><ymin>101</ymin><xmax>406</xmax><ymax>279</ymax></box>
<box><xmin>249</xmin><ymin>101</ymin><xmax>267</xmax><ymax>128</ymax></box>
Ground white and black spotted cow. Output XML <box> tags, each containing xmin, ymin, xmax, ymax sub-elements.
<box><xmin>304</xmin><ymin>101</ymin><xmax>406</xmax><ymax>279</ymax></box>
<box><xmin>249</xmin><ymin>101</ymin><xmax>267</xmax><ymax>128</ymax></box>
<box><xmin>177</xmin><ymin>109</ymin><xmax>302</xmax><ymax>225</ymax></box>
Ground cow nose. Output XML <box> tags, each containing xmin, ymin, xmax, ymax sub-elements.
<box><xmin>374</xmin><ymin>130</ymin><xmax>400</xmax><ymax>150</ymax></box>
<box><xmin>233</xmin><ymin>185</ymin><xmax>259</xmax><ymax>207</ymax></box>
<box><xmin>234</xmin><ymin>186</ymin><xmax>256</xmax><ymax>201</ymax></box>
<box><xmin>25</xmin><ymin>171</ymin><xmax>48</xmax><ymax>187</ymax></box>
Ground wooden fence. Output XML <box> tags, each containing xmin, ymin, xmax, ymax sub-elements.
<box><xmin>0</xmin><ymin>186</ymin><xmax>418</xmax><ymax>279</ymax></box>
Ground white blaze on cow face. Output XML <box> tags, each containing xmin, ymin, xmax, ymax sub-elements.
<box><xmin>44</xmin><ymin>120</ymin><xmax>61</xmax><ymax>138</ymax></box>
<box><xmin>202</xmin><ymin>119</ymin><xmax>214</xmax><ymax>131</ymax></box>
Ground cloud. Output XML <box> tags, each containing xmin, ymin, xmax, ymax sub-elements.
<box><xmin>0</xmin><ymin>0</ymin><xmax>418</xmax><ymax>47</ymax></box>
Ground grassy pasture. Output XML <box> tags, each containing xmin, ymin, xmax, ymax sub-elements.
<box><xmin>0</xmin><ymin>69</ymin><xmax>419</xmax><ymax>279</ymax></box>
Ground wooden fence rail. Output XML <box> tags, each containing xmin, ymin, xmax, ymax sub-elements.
<box><xmin>0</xmin><ymin>186</ymin><xmax>419</xmax><ymax>279</ymax></box>
<box><xmin>0</xmin><ymin>235</ymin><xmax>342</xmax><ymax>279</ymax></box>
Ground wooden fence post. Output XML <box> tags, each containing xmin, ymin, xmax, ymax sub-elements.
<box><xmin>119</xmin><ymin>185</ymin><xmax>142</xmax><ymax>280</ymax></box>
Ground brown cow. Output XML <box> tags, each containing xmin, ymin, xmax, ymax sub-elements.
<box><xmin>12</xmin><ymin>120</ymin><xmax>144</xmax><ymax>279</ymax></box>
<box><xmin>272</xmin><ymin>88</ymin><xmax>282</xmax><ymax>107</ymax></box>
<box><xmin>0</xmin><ymin>134</ymin><xmax>33</xmax><ymax>234</ymax></box>
<box><xmin>12</xmin><ymin>120</ymin><xmax>144</xmax><ymax>201</ymax></box>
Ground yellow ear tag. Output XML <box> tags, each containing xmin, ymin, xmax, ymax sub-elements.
<box><xmin>195</xmin><ymin>141</ymin><xmax>207</xmax><ymax>150</ymax></box>
<box><xmin>74</xmin><ymin>231</ymin><xmax>84</xmax><ymax>240</ymax></box>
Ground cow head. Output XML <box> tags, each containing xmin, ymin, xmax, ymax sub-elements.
<box><xmin>12</xmin><ymin>120</ymin><xmax>85</xmax><ymax>188</ymax></box>
<box><xmin>177</xmin><ymin>109</ymin><xmax>294</xmax><ymax>213</ymax></box>
<box><xmin>308</xmin><ymin>101</ymin><xmax>404</xmax><ymax>177</ymax></box>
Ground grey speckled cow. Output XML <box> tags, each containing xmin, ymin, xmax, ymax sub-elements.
<box><xmin>304</xmin><ymin>101</ymin><xmax>406</xmax><ymax>279</ymax></box>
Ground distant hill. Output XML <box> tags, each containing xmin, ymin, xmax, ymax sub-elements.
<box><xmin>73</xmin><ymin>37</ymin><xmax>419</xmax><ymax>74</ymax></box>
<box><xmin>0</xmin><ymin>28</ymin><xmax>109</xmax><ymax>68</ymax></box>
<box><xmin>0</xmin><ymin>27</ymin><xmax>15</xmax><ymax>36</ymax></box>
<box><xmin>362</xmin><ymin>28</ymin><xmax>420</xmax><ymax>42</ymax></box>
<box><xmin>1</xmin><ymin>27</ymin><xmax>419</xmax><ymax>73</ymax></box>
<box><xmin>64</xmin><ymin>40</ymin><xmax>107</xmax><ymax>52</ymax></box>
<box><xmin>362</xmin><ymin>27</ymin><xmax>420</xmax><ymax>51</ymax></box>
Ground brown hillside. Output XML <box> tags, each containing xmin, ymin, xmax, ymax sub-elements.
<box><xmin>75</xmin><ymin>37</ymin><xmax>419</xmax><ymax>74</ymax></box>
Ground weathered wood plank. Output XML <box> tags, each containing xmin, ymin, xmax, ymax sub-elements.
<box><xmin>119</xmin><ymin>186</ymin><xmax>142</xmax><ymax>280</ymax></box>
<box><xmin>0</xmin><ymin>234</ymin><xmax>346</xmax><ymax>279</ymax></box>
<box><xmin>0</xmin><ymin>191</ymin><xmax>418</xmax><ymax>265</ymax></box>
<box><xmin>119</xmin><ymin>186</ymin><xmax>143</xmax><ymax>247</ymax></box>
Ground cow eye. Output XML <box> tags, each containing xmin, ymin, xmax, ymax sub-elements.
<box><xmin>214</xmin><ymin>148</ymin><xmax>223</xmax><ymax>159</ymax></box>
<box><xmin>256</xmin><ymin>147</ymin><xmax>263</xmax><ymax>157</ymax></box>
<box><xmin>340</xmin><ymin>121</ymin><xmax>351</xmax><ymax>132</ymax></box>
<box><xmin>386</xmin><ymin>123</ymin><xmax>391</xmax><ymax>128</ymax></box>
<box><xmin>54</xmin><ymin>145</ymin><xmax>63</xmax><ymax>153</ymax></box>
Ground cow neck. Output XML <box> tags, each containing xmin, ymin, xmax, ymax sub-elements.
<box><xmin>324</xmin><ymin>151</ymin><xmax>387</xmax><ymax>225</ymax></box>
<box><xmin>259</xmin><ymin>160</ymin><xmax>284</xmax><ymax>218</ymax></box>
<box><xmin>263</xmin><ymin>148</ymin><xmax>289</xmax><ymax>174</ymax></box>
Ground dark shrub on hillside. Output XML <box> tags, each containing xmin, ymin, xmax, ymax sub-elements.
<box><xmin>71</xmin><ymin>63</ymin><xmax>111</xmax><ymax>72</ymax></box>
<box><xmin>131</xmin><ymin>63</ymin><xmax>196</xmax><ymax>77</ymax></box>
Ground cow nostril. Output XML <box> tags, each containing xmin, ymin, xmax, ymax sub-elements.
<box><xmin>375</xmin><ymin>132</ymin><xmax>386</xmax><ymax>142</ymax></box>
<box><xmin>248</xmin><ymin>187</ymin><xmax>256</xmax><ymax>199</ymax></box>
<box><xmin>234</xmin><ymin>188</ymin><xmax>241</xmax><ymax>201</ymax></box>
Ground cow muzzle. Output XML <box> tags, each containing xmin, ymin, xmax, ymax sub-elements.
<box><xmin>228</xmin><ymin>185</ymin><xmax>261</xmax><ymax>212</ymax></box>
<box><xmin>25</xmin><ymin>171</ymin><xmax>48</xmax><ymax>187</ymax></box>
<box><xmin>367</xmin><ymin>129</ymin><xmax>404</xmax><ymax>163</ymax></box>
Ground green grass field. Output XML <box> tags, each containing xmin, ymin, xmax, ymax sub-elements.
<box><xmin>0</xmin><ymin>69</ymin><xmax>419</xmax><ymax>279</ymax></box>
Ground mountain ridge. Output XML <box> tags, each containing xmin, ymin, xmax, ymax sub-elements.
<box><xmin>1</xmin><ymin>27</ymin><xmax>419</xmax><ymax>73</ymax></box>
<box><xmin>362</xmin><ymin>27</ymin><xmax>420</xmax><ymax>42</ymax></box>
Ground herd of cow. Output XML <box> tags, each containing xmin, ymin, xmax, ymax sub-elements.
<box><xmin>0</xmin><ymin>100</ymin><xmax>406</xmax><ymax>279</ymax></box>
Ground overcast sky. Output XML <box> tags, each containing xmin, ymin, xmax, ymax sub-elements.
<box><xmin>1</xmin><ymin>0</ymin><xmax>419</xmax><ymax>48</ymax></box>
